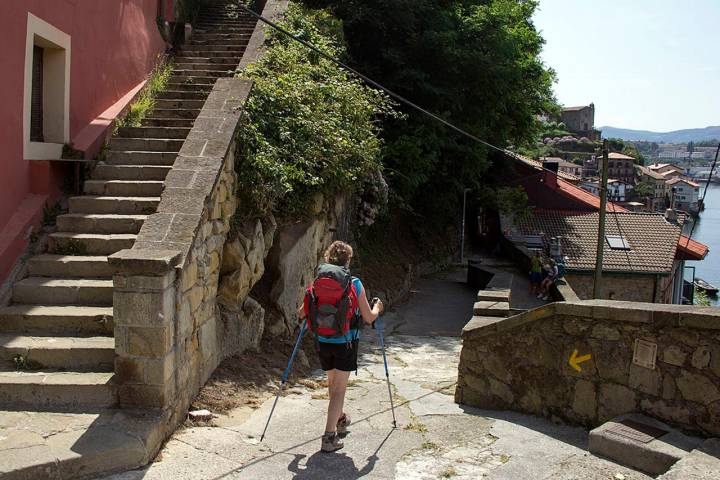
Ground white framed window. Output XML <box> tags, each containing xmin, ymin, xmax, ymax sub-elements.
<box><xmin>23</xmin><ymin>13</ymin><xmax>71</xmax><ymax>160</ymax></box>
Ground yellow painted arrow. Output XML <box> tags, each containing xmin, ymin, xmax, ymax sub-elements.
<box><xmin>569</xmin><ymin>349</ymin><xmax>592</xmax><ymax>372</ymax></box>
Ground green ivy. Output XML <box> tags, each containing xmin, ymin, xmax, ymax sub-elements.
<box><xmin>234</xmin><ymin>5</ymin><xmax>397</xmax><ymax>219</ymax></box>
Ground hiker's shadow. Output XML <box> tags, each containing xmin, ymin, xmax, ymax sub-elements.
<box><xmin>288</xmin><ymin>451</ymin><xmax>378</xmax><ymax>480</ymax></box>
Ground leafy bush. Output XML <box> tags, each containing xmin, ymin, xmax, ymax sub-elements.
<box><xmin>235</xmin><ymin>5</ymin><xmax>396</xmax><ymax>219</ymax></box>
<box><xmin>302</xmin><ymin>0</ymin><xmax>557</xmax><ymax>225</ymax></box>
<box><xmin>116</xmin><ymin>58</ymin><xmax>173</xmax><ymax>128</ymax></box>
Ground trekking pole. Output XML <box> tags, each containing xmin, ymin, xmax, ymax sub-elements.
<box><xmin>373</xmin><ymin>298</ymin><xmax>397</xmax><ymax>428</ymax></box>
<box><xmin>260</xmin><ymin>320</ymin><xmax>307</xmax><ymax>442</ymax></box>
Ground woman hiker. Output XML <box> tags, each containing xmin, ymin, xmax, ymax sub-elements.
<box><xmin>298</xmin><ymin>241</ymin><xmax>384</xmax><ymax>453</ymax></box>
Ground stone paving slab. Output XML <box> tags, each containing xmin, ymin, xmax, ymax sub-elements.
<box><xmin>0</xmin><ymin>408</ymin><xmax>167</xmax><ymax>479</ymax></box>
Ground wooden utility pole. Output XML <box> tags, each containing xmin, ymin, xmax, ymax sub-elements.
<box><xmin>593</xmin><ymin>140</ymin><xmax>609</xmax><ymax>299</ymax></box>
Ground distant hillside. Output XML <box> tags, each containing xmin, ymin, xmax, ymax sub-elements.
<box><xmin>599</xmin><ymin>126</ymin><xmax>720</xmax><ymax>143</ymax></box>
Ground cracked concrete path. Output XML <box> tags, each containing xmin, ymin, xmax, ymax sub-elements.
<box><xmin>97</xmin><ymin>334</ymin><xmax>649</xmax><ymax>480</ymax></box>
<box><xmin>97</xmin><ymin>270</ymin><xmax>651</xmax><ymax>479</ymax></box>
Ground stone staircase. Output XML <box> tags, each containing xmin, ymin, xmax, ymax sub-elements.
<box><xmin>0</xmin><ymin>2</ymin><xmax>255</xmax><ymax>411</ymax></box>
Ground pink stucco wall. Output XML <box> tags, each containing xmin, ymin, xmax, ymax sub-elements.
<box><xmin>0</xmin><ymin>0</ymin><xmax>168</xmax><ymax>284</ymax></box>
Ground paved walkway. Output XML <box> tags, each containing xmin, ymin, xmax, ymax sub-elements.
<box><xmin>99</xmin><ymin>270</ymin><xmax>650</xmax><ymax>480</ymax></box>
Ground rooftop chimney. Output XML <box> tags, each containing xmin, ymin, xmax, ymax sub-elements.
<box><xmin>544</xmin><ymin>161</ymin><xmax>559</xmax><ymax>188</ymax></box>
<box><xmin>665</xmin><ymin>208</ymin><xmax>677</xmax><ymax>223</ymax></box>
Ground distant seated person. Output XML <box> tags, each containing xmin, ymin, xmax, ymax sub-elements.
<box><xmin>538</xmin><ymin>259</ymin><xmax>558</xmax><ymax>301</ymax></box>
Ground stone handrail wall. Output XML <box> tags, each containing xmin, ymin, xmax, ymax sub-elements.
<box><xmin>456</xmin><ymin>300</ymin><xmax>720</xmax><ymax>436</ymax></box>
<box><xmin>108</xmin><ymin>0</ymin><xmax>289</xmax><ymax>429</ymax></box>
<box><xmin>109</xmin><ymin>78</ymin><xmax>251</xmax><ymax>419</ymax></box>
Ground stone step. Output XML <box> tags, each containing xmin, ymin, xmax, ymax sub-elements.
<box><xmin>69</xmin><ymin>196</ymin><xmax>160</xmax><ymax>215</ymax></box>
<box><xmin>589</xmin><ymin>414</ymin><xmax>704</xmax><ymax>476</ymax></box>
<box><xmin>164</xmin><ymin>81</ymin><xmax>215</xmax><ymax>92</ymax></box>
<box><xmin>174</xmin><ymin>63</ymin><xmax>234</xmax><ymax>73</ymax></box>
<box><xmin>189</xmin><ymin>38</ymin><xmax>249</xmax><ymax>47</ymax></box>
<box><xmin>658</xmin><ymin>439</ymin><xmax>720</xmax><ymax>479</ymax></box>
<box><xmin>182</xmin><ymin>44</ymin><xmax>246</xmax><ymax>52</ymax></box>
<box><xmin>93</xmin><ymin>163</ymin><xmax>172</xmax><ymax>181</ymax></box>
<box><xmin>0</xmin><ymin>370</ymin><xmax>117</xmax><ymax>408</ymax></box>
<box><xmin>172</xmin><ymin>69</ymin><xmax>230</xmax><ymax>79</ymax></box>
<box><xmin>195</xmin><ymin>25</ymin><xmax>256</xmax><ymax>32</ymax></box>
<box><xmin>109</xmin><ymin>137</ymin><xmax>184</xmax><ymax>152</ymax></box>
<box><xmin>0</xmin><ymin>335</ymin><xmax>115</xmax><ymax>371</ymax></box>
<box><xmin>477</xmin><ymin>289</ymin><xmax>512</xmax><ymax>303</ymax></box>
<box><xmin>156</xmin><ymin>90</ymin><xmax>210</xmax><ymax>99</ymax></box>
<box><xmin>83</xmin><ymin>180</ymin><xmax>164</xmax><ymax>197</ymax></box>
<box><xmin>27</xmin><ymin>254</ymin><xmax>113</xmax><ymax>277</ymax></box>
<box><xmin>189</xmin><ymin>33</ymin><xmax>252</xmax><ymax>42</ymax></box>
<box><xmin>146</xmin><ymin>108</ymin><xmax>202</xmax><ymax>119</ymax></box>
<box><xmin>116</xmin><ymin>126</ymin><xmax>192</xmax><ymax>139</ymax></box>
<box><xmin>56</xmin><ymin>214</ymin><xmax>146</xmax><ymax>235</ymax></box>
<box><xmin>48</xmin><ymin>232</ymin><xmax>136</xmax><ymax>256</ymax></box>
<box><xmin>155</xmin><ymin>98</ymin><xmax>207</xmax><ymax>109</ymax></box>
<box><xmin>473</xmin><ymin>301</ymin><xmax>510</xmax><ymax>317</ymax></box>
<box><xmin>141</xmin><ymin>117</ymin><xmax>196</xmax><ymax>129</ymax></box>
<box><xmin>0</xmin><ymin>305</ymin><xmax>113</xmax><ymax>336</ymax></box>
<box><xmin>174</xmin><ymin>53</ymin><xmax>241</xmax><ymax>61</ymax></box>
<box><xmin>12</xmin><ymin>277</ymin><xmax>114</xmax><ymax>306</ymax></box>
<box><xmin>104</xmin><ymin>150</ymin><xmax>178</xmax><ymax>165</ymax></box>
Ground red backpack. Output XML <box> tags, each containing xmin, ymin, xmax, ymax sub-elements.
<box><xmin>304</xmin><ymin>264</ymin><xmax>359</xmax><ymax>338</ymax></box>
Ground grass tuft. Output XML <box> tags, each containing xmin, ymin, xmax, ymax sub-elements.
<box><xmin>117</xmin><ymin>58</ymin><xmax>173</xmax><ymax>128</ymax></box>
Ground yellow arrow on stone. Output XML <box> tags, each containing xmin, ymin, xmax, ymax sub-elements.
<box><xmin>569</xmin><ymin>349</ymin><xmax>592</xmax><ymax>372</ymax></box>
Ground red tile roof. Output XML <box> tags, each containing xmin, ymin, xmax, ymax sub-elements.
<box><xmin>666</xmin><ymin>177</ymin><xmax>700</xmax><ymax>188</ymax></box>
<box><xmin>509</xmin><ymin>210</ymin><xmax>681</xmax><ymax>273</ymax></box>
<box><xmin>677</xmin><ymin>235</ymin><xmax>709</xmax><ymax>260</ymax></box>
<box><xmin>509</xmin><ymin>151</ymin><xmax>628</xmax><ymax>212</ymax></box>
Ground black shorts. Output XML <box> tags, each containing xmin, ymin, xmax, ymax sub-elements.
<box><xmin>317</xmin><ymin>339</ymin><xmax>359</xmax><ymax>372</ymax></box>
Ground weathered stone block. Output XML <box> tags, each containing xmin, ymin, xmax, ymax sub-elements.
<box><xmin>572</xmin><ymin>379</ymin><xmax>597</xmax><ymax>420</ymax></box>
<box><xmin>188</xmin><ymin>285</ymin><xmax>204</xmax><ymax>312</ymax></box>
<box><xmin>640</xmin><ymin>399</ymin><xmax>691</xmax><ymax>425</ymax></box>
<box><xmin>115</xmin><ymin>357</ymin><xmax>144</xmax><ymax>384</ymax></box>
<box><xmin>691</xmin><ymin>346</ymin><xmax>711</xmax><ymax>369</ymax></box>
<box><xmin>598</xmin><ymin>383</ymin><xmax>637</xmax><ymax>421</ymax></box>
<box><xmin>482</xmin><ymin>352</ymin><xmax>512</xmax><ymax>384</ymax></box>
<box><xmin>488</xmin><ymin>377</ymin><xmax>514</xmax><ymax>404</ymax></box>
<box><xmin>181</xmin><ymin>260</ymin><xmax>198</xmax><ymax>292</ymax></box>
<box><xmin>676</xmin><ymin>370</ymin><xmax>720</xmax><ymax>405</ymax></box>
<box><xmin>109</xmin><ymin>249</ymin><xmax>181</xmax><ymax>275</ymax></box>
<box><xmin>127</xmin><ymin>326</ymin><xmax>173</xmax><ymax>357</ymax></box>
<box><xmin>119</xmin><ymin>383</ymin><xmax>174</xmax><ymax>409</ymax></box>
<box><xmin>143</xmin><ymin>352</ymin><xmax>175</xmax><ymax>385</ymax></box>
<box><xmin>661</xmin><ymin>345</ymin><xmax>687</xmax><ymax>367</ymax></box>
<box><xmin>563</xmin><ymin>317</ymin><xmax>592</xmax><ymax>336</ymax></box>
<box><xmin>114</xmin><ymin>288</ymin><xmax>175</xmax><ymax>327</ymax></box>
<box><xmin>628</xmin><ymin>364</ymin><xmax>662</xmax><ymax>396</ymax></box>
<box><xmin>591</xmin><ymin>324</ymin><xmax>621</xmax><ymax>341</ymax></box>
<box><xmin>662</xmin><ymin>374</ymin><xmax>677</xmax><ymax>400</ymax></box>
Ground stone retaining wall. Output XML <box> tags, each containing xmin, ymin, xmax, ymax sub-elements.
<box><xmin>109</xmin><ymin>79</ymin><xmax>252</xmax><ymax>422</ymax></box>
<box><xmin>456</xmin><ymin>300</ymin><xmax>720</xmax><ymax>436</ymax></box>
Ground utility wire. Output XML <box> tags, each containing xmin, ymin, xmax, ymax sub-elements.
<box><xmin>236</xmin><ymin>2</ymin><xmax>505</xmax><ymax>155</ymax></box>
<box><xmin>237</xmin><ymin>1</ymin><xmax>647</xmax><ymax>280</ymax></box>
<box><xmin>236</xmin><ymin>1</ymin><xmax>615</xmax><ymax>189</ymax></box>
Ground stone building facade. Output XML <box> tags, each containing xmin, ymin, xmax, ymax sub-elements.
<box><xmin>561</xmin><ymin>104</ymin><xmax>597</xmax><ymax>140</ymax></box>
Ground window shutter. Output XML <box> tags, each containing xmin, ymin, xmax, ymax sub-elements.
<box><xmin>30</xmin><ymin>45</ymin><xmax>44</xmax><ymax>142</ymax></box>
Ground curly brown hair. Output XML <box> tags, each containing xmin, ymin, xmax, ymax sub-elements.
<box><xmin>324</xmin><ymin>241</ymin><xmax>354</xmax><ymax>267</ymax></box>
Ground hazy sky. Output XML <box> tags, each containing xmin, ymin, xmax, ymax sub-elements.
<box><xmin>533</xmin><ymin>0</ymin><xmax>720</xmax><ymax>132</ymax></box>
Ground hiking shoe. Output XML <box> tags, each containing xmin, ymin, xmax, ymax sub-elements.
<box><xmin>321</xmin><ymin>432</ymin><xmax>344</xmax><ymax>453</ymax></box>
<box><xmin>337</xmin><ymin>413</ymin><xmax>351</xmax><ymax>437</ymax></box>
